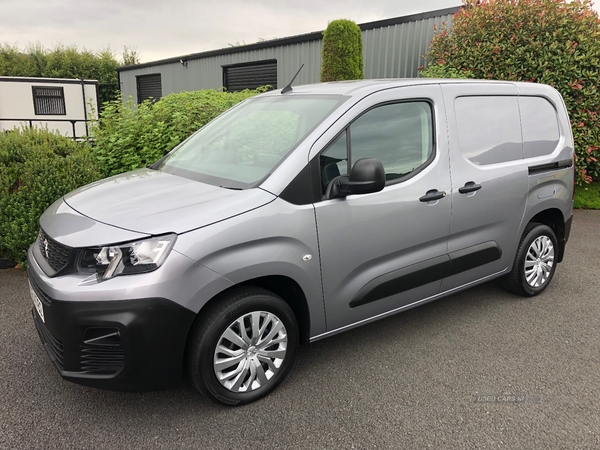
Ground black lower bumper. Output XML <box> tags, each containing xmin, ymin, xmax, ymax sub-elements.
<box><xmin>30</xmin><ymin>279</ymin><xmax>196</xmax><ymax>392</ymax></box>
<box><xmin>557</xmin><ymin>214</ymin><xmax>573</xmax><ymax>263</ymax></box>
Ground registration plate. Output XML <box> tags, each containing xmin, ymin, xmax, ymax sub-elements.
<box><xmin>29</xmin><ymin>281</ymin><xmax>45</xmax><ymax>323</ymax></box>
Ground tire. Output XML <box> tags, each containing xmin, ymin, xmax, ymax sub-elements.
<box><xmin>186</xmin><ymin>287</ymin><xmax>298</xmax><ymax>406</ymax></box>
<box><xmin>502</xmin><ymin>223</ymin><xmax>558</xmax><ymax>297</ymax></box>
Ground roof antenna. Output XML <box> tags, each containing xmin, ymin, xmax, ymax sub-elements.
<box><xmin>281</xmin><ymin>64</ymin><xmax>304</xmax><ymax>94</ymax></box>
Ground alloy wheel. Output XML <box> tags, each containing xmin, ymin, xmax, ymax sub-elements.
<box><xmin>213</xmin><ymin>311</ymin><xmax>288</xmax><ymax>393</ymax></box>
<box><xmin>524</xmin><ymin>235</ymin><xmax>555</xmax><ymax>288</ymax></box>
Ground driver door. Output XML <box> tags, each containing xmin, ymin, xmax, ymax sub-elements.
<box><xmin>311</xmin><ymin>85</ymin><xmax>452</xmax><ymax>333</ymax></box>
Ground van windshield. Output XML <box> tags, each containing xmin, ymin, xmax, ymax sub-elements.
<box><xmin>157</xmin><ymin>95</ymin><xmax>345</xmax><ymax>189</ymax></box>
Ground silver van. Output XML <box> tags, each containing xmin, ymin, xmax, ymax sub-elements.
<box><xmin>28</xmin><ymin>79</ymin><xmax>574</xmax><ymax>405</ymax></box>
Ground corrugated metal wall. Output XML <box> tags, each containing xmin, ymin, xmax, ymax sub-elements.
<box><xmin>362</xmin><ymin>15</ymin><xmax>450</xmax><ymax>78</ymax></box>
<box><xmin>119</xmin><ymin>12</ymin><xmax>453</xmax><ymax>104</ymax></box>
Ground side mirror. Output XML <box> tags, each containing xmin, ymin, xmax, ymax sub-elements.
<box><xmin>328</xmin><ymin>158</ymin><xmax>385</xmax><ymax>199</ymax></box>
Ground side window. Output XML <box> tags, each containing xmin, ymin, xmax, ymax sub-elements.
<box><xmin>320</xmin><ymin>101</ymin><xmax>434</xmax><ymax>194</ymax></box>
<box><xmin>320</xmin><ymin>131</ymin><xmax>348</xmax><ymax>193</ymax></box>
<box><xmin>519</xmin><ymin>96</ymin><xmax>560</xmax><ymax>158</ymax></box>
<box><xmin>455</xmin><ymin>96</ymin><xmax>522</xmax><ymax>165</ymax></box>
<box><xmin>351</xmin><ymin>102</ymin><xmax>433</xmax><ymax>180</ymax></box>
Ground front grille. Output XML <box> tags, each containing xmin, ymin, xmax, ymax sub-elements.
<box><xmin>80</xmin><ymin>348</ymin><xmax>125</xmax><ymax>375</ymax></box>
<box><xmin>38</xmin><ymin>229</ymin><xmax>71</xmax><ymax>273</ymax></box>
<box><xmin>33</xmin><ymin>312</ymin><xmax>65</xmax><ymax>370</ymax></box>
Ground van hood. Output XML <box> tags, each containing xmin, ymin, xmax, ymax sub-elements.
<box><xmin>63</xmin><ymin>169</ymin><xmax>276</xmax><ymax>235</ymax></box>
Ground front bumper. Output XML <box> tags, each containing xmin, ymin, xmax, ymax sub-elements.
<box><xmin>29</xmin><ymin>275</ymin><xmax>196</xmax><ymax>391</ymax></box>
<box><xmin>27</xmin><ymin>246</ymin><xmax>198</xmax><ymax>392</ymax></box>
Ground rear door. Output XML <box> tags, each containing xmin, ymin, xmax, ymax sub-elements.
<box><xmin>311</xmin><ymin>85</ymin><xmax>452</xmax><ymax>333</ymax></box>
<box><xmin>440</xmin><ymin>83</ymin><xmax>528</xmax><ymax>292</ymax></box>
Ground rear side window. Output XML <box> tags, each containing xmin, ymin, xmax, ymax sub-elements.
<box><xmin>519</xmin><ymin>96</ymin><xmax>560</xmax><ymax>158</ymax></box>
<box><xmin>455</xmin><ymin>96</ymin><xmax>522</xmax><ymax>165</ymax></box>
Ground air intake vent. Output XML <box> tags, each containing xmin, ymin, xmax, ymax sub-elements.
<box><xmin>80</xmin><ymin>327</ymin><xmax>124</xmax><ymax>375</ymax></box>
<box><xmin>80</xmin><ymin>348</ymin><xmax>125</xmax><ymax>375</ymax></box>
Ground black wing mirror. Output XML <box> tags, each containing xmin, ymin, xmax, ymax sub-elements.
<box><xmin>327</xmin><ymin>158</ymin><xmax>385</xmax><ymax>199</ymax></box>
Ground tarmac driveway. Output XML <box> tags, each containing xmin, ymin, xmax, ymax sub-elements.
<box><xmin>0</xmin><ymin>210</ymin><xmax>599</xmax><ymax>449</ymax></box>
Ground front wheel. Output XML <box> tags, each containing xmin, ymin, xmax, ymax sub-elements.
<box><xmin>186</xmin><ymin>287</ymin><xmax>298</xmax><ymax>406</ymax></box>
<box><xmin>502</xmin><ymin>223</ymin><xmax>558</xmax><ymax>297</ymax></box>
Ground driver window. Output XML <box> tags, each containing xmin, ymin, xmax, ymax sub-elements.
<box><xmin>320</xmin><ymin>101</ymin><xmax>434</xmax><ymax>195</ymax></box>
<box><xmin>351</xmin><ymin>102</ymin><xmax>433</xmax><ymax>182</ymax></box>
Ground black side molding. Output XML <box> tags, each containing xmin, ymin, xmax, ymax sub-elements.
<box><xmin>447</xmin><ymin>241</ymin><xmax>501</xmax><ymax>276</ymax></box>
<box><xmin>528</xmin><ymin>159</ymin><xmax>573</xmax><ymax>175</ymax></box>
<box><xmin>350</xmin><ymin>241</ymin><xmax>501</xmax><ymax>308</ymax></box>
<box><xmin>349</xmin><ymin>256</ymin><xmax>451</xmax><ymax>308</ymax></box>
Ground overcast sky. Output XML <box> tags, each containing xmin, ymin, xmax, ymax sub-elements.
<box><xmin>2</xmin><ymin>0</ymin><xmax>600</xmax><ymax>64</ymax></box>
<box><xmin>0</xmin><ymin>0</ymin><xmax>465</xmax><ymax>63</ymax></box>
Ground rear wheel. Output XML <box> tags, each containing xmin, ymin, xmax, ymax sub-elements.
<box><xmin>502</xmin><ymin>223</ymin><xmax>558</xmax><ymax>297</ymax></box>
<box><xmin>186</xmin><ymin>287</ymin><xmax>298</xmax><ymax>406</ymax></box>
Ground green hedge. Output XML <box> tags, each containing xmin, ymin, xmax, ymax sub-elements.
<box><xmin>0</xmin><ymin>44</ymin><xmax>122</xmax><ymax>105</ymax></box>
<box><xmin>320</xmin><ymin>19</ymin><xmax>364</xmax><ymax>82</ymax></box>
<box><xmin>423</xmin><ymin>0</ymin><xmax>600</xmax><ymax>185</ymax></box>
<box><xmin>90</xmin><ymin>88</ymin><xmax>266</xmax><ymax>177</ymax></box>
<box><xmin>0</xmin><ymin>128</ymin><xmax>101</xmax><ymax>264</ymax></box>
<box><xmin>0</xmin><ymin>89</ymin><xmax>265</xmax><ymax>264</ymax></box>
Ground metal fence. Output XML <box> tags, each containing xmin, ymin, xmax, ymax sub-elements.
<box><xmin>0</xmin><ymin>118</ymin><xmax>93</xmax><ymax>140</ymax></box>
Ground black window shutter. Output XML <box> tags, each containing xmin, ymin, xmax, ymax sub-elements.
<box><xmin>224</xmin><ymin>61</ymin><xmax>277</xmax><ymax>92</ymax></box>
<box><xmin>137</xmin><ymin>74</ymin><xmax>162</xmax><ymax>103</ymax></box>
<box><xmin>32</xmin><ymin>86</ymin><xmax>66</xmax><ymax>115</ymax></box>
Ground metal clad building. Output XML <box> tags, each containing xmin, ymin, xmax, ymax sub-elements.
<box><xmin>117</xmin><ymin>7</ymin><xmax>458</xmax><ymax>104</ymax></box>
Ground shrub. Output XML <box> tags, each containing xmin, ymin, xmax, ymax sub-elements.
<box><xmin>419</xmin><ymin>64</ymin><xmax>473</xmax><ymax>79</ymax></box>
<box><xmin>90</xmin><ymin>88</ymin><xmax>265</xmax><ymax>177</ymax></box>
<box><xmin>0</xmin><ymin>128</ymin><xmax>101</xmax><ymax>264</ymax></box>
<box><xmin>320</xmin><ymin>19</ymin><xmax>364</xmax><ymax>82</ymax></box>
<box><xmin>0</xmin><ymin>44</ymin><xmax>133</xmax><ymax>105</ymax></box>
<box><xmin>423</xmin><ymin>0</ymin><xmax>600</xmax><ymax>184</ymax></box>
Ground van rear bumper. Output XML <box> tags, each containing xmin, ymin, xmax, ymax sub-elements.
<box><xmin>557</xmin><ymin>214</ymin><xmax>573</xmax><ymax>263</ymax></box>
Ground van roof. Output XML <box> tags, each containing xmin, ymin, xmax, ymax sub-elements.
<box><xmin>261</xmin><ymin>78</ymin><xmax>546</xmax><ymax>97</ymax></box>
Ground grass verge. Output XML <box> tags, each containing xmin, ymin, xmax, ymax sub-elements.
<box><xmin>574</xmin><ymin>183</ymin><xmax>600</xmax><ymax>209</ymax></box>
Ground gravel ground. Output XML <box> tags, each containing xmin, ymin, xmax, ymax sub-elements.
<box><xmin>1</xmin><ymin>210</ymin><xmax>599</xmax><ymax>449</ymax></box>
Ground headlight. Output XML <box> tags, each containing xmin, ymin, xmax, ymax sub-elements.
<box><xmin>78</xmin><ymin>234</ymin><xmax>177</xmax><ymax>281</ymax></box>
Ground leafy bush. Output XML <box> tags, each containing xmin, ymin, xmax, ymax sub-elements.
<box><xmin>419</xmin><ymin>64</ymin><xmax>473</xmax><ymax>79</ymax></box>
<box><xmin>0</xmin><ymin>44</ymin><xmax>135</xmax><ymax>105</ymax></box>
<box><xmin>320</xmin><ymin>19</ymin><xmax>364</xmax><ymax>82</ymax></box>
<box><xmin>423</xmin><ymin>0</ymin><xmax>600</xmax><ymax>184</ymax></box>
<box><xmin>0</xmin><ymin>128</ymin><xmax>101</xmax><ymax>264</ymax></box>
<box><xmin>90</xmin><ymin>88</ymin><xmax>265</xmax><ymax>177</ymax></box>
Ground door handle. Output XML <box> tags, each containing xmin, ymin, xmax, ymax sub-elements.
<box><xmin>458</xmin><ymin>182</ymin><xmax>482</xmax><ymax>194</ymax></box>
<box><xmin>419</xmin><ymin>189</ymin><xmax>446</xmax><ymax>202</ymax></box>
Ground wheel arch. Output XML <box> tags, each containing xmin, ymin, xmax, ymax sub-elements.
<box><xmin>525</xmin><ymin>208</ymin><xmax>566</xmax><ymax>262</ymax></box>
<box><xmin>185</xmin><ymin>275</ymin><xmax>312</xmax><ymax>361</ymax></box>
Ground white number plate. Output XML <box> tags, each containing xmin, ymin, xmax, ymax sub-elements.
<box><xmin>29</xmin><ymin>282</ymin><xmax>45</xmax><ymax>323</ymax></box>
